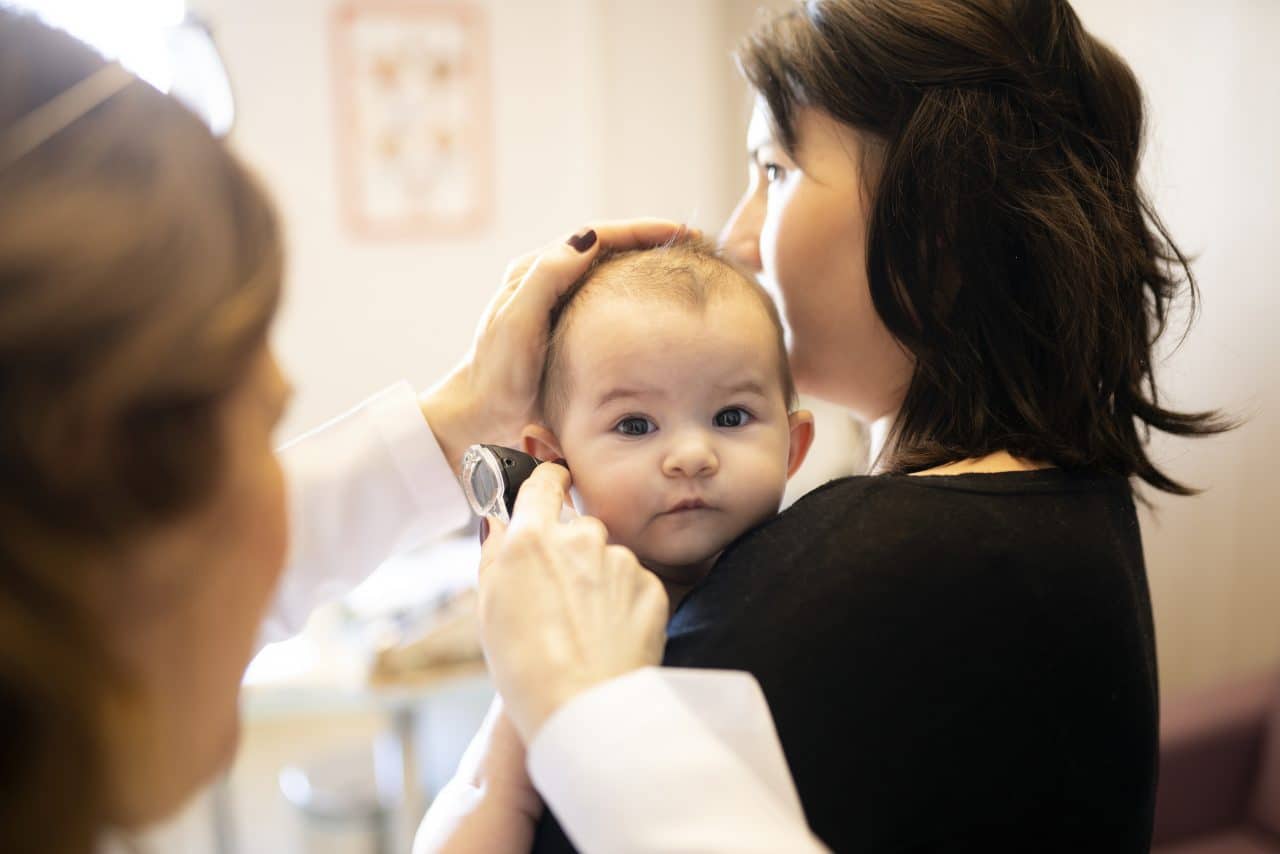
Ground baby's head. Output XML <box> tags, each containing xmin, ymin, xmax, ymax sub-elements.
<box><xmin>522</xmin><ymin>239</ymin><xmax>814</xmax><ymax>599</ymax></box>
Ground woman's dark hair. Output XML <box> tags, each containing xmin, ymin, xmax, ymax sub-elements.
<box><xmin>0</xmin><ymin>11</ymin><xmax>282</xmax><ymax>852</ymax></box>
<box><xmin>740</xmin><ymin>0</ymin><xmax>1229</xmax><ymax>493</ymax></box>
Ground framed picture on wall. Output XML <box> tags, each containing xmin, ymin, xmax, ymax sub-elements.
<box><xmin>331</xmin><ymin>0</ymin><xmax>493</xmax><ymax>239</ymax></box>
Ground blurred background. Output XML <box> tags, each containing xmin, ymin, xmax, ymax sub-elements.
<box><xmin>11</xmin><ymin>0</ymin><xmax>1277</xmax><ymax>851</ymax></box>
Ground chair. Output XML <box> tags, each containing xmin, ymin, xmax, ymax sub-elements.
<box><xmin>1153</xmin><ymin>670</ymin><xmax>1280</xmax><ymax>853</ymax></box>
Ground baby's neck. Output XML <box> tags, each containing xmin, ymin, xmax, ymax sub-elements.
<box><xmin>643</xmin><ymin>553</ymin><xmax>721</xmax><ymax>615</ymax></box>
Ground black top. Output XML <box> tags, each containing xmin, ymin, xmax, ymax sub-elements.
<box><xmin>531</xmin><ymin>469</ymin><xmax>1158</xmax><ymax>853</ymax></box>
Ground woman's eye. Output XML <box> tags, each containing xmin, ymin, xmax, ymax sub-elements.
<box><xmin>714</xmin><ymin>408</ymin><xmax>752</xmax><ymax>428</ymax></box>
<box><xmin>764</xmin><ymin>163</ymin><xmax>786</xmax><ymax>183</ymax></box>
<box><xmin>615</xmin><ymin>416</ymin><xmax>654</xmax><ymax>436</ymax></box>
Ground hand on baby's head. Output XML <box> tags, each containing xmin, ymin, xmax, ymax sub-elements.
<box><xmin>523</xmin><ymin>238</ymin><xmax>814</xmax><ymax>605</ymax></box>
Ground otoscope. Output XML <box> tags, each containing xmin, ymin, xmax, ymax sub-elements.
<box><xmin>460</xmin><ymin>444</ymin><xmax>542</xmax><ymax>524</ymax></box>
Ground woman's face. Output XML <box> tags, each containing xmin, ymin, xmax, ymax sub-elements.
<box><xmin>720</xmin><ymin>100</ymin><xmax>914</xmax><ymax>422</ymax></box>
<box><xmin>103</xmin><ymin>346</ymin><xmax>293</xmax><ymax>827</ymax></box>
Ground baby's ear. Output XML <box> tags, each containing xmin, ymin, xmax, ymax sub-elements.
<box><xmin>785</xmin><ymin>409</ymin><xmax>815</xmax><ymax>479</ymax></box>
<box><xmin>521</xmin><ymin>423</ymin><xmax>565</xmax><ymax>462</ymax></box>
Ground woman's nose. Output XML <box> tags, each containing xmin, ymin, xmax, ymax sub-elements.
<box><xmin>662</xmin><ymin>434</ymin><xmax>720</xmax><ymax>479</ymax></box>
<box><xmin>718</xmin><ymin>187</ymin><xmax>764</xmax><ymax>272</ymax></box>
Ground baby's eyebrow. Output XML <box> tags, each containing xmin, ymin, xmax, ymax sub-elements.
<box><xmin>595</xmin><ymin>386</ymin><xmax>664</xmax><ymax>408</ymax></box>
<box><xmin>715</xmin><ymin>379</ymin><xmax>769</xmax><ymax>398</ymax></box>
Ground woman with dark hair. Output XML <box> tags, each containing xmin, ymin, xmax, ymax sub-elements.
<box><xmin>512</xmin><ymin>0</ymin><xmax>1227</xmax><ymax>851</ymax></box>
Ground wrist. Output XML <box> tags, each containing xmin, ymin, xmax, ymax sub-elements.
<box><xmin>511</xmin><ymin>672</ymin><xmax>612</xmax><ymax>745</ymax></box>
<box><xmin>418</xmin><ymin>372</ymin><xmax>478</xmax><ymax>476</ymax></box>
<box><xmin>481</xmin><ymin>774</ymin><xmax>544</xmax><ymax>822</ymax></box>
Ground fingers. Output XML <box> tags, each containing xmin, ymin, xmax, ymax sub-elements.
<box><xmin>477</xmin><ymin>515</ymin><xmax>508</xmax><ymax>575</ymax></box>
<box><xmin>591</xmin><ymin>218</ymin><xmax>700</xmax><ymax>250</ymax></box>
<box><xmin>480</xmin><ymin>461</ymin><xmax>576</xmax><ymax>579</ymax></box>
<box><xmin>522</xmin><ymin>237</ymin><xmax>601</xmax><ymax>297</ymax></box>
<box><xmin>499</xmin><ymin>219</ymin><xmax>699</xmax><ymax>332</ymax></box>
<box><xmin>507</xmin><ymin>462</ymin><xmax>572</xmax><ymax>532</ymax></box>
<box><xmin>602</xmin><ymin>544</ymin><xmax>665</xmax><ymax>608</ymax></box>
<box><xmin>602</xmin><ymin>545</ymin><xmax>669</xmax><ymax>664</ymax></box>
<box><xmin>566</xmin><ymin>514</ymin><xmax>609</xmax><ymax>545</ymax></box>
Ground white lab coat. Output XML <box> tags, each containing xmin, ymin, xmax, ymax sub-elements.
<box><xmin>271</xmin><ymin>382</ymin><xmax>828</xmax><ymax>852</ymax></box>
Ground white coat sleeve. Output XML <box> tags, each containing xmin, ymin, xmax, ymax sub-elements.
<box><xmin>259</xmin><ymin>381</ymin><xmax>471</xmax><ymax>646</ymax></box>
<box><xmin>527</xmin><ymin>667</ymin><xmax>830</xmax><ymax>854</ymax></box>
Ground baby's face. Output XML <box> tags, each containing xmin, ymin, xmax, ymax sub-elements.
<box><xmin>542</xmin><ymin>292</ymin><xmax>804</xmax><ymax>586</ymax></box>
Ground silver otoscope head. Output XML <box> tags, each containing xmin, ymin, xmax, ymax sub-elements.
<box><xmin>460</xmin><ymin>444</ymin><xmax>540</xmax><ymax>524</ymax></box>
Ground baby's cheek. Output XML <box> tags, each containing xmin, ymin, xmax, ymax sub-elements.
<box><xmin>736</xmin><ymin>454</ymin><xmax>790</xmax><ymax>519</ymax></box>
<box><xmin>573</xmin><ymin>479</ymin><xmax>638</xmax><ymax>545</ymax></box>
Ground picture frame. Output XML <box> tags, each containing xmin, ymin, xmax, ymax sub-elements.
<box><xmin>330</xmin><ymin>0</ymin><xmax>493</xmax><ymax>239</ymax></box>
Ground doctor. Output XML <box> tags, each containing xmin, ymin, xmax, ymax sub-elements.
<box><xmin>0</xmin><ymin>10</ymin><xmax>819</xmax><ymax>854</ymax></box>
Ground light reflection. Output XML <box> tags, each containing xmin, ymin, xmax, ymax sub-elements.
<box><xmin>3</xmin><ymin>0</ymin><xmax>235</xmax><ymax>136</ymax></box>
<box><xmin>3</xmin><ymin>0</ymin><xmax>185</xmax><ymax>91</ymax></box>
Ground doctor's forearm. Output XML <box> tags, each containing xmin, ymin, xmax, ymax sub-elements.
<box><xmin>412</xmin><ymin>779</ymin><xmax>539</xmax><ymax>854</ymax></box>
<box><xmin>262</xmin><ymin>382</ymin><xmax>470</xmax><ymax>644</ymax></box>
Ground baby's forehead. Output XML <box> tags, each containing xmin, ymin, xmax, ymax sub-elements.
<box><xmin>578</xmin><ymin>251</ymin><xmax>736</xmax><ymax>300</ymax></box>
<box><xmin>539</xmin><ymin>243</ymin><xmax>797</xmax><ymax>423</ymax></box>
<box><xmin>565</xmin><ymin>276</ymin><xmax>772</xmax><ymax>344</ymax></box>
<box><xmin>571</xmin><ymin>249</ymin><xmax>766</xmax><ymax>313</ymax></box>
<box><xmin>561</xmin><ymin>288</ymin><xmax>787</xmax><ymax>393</ymax></box>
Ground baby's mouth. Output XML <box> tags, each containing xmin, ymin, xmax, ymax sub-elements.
<box><xmin>662</xmin><ymin>498</ymin><xmax>711</xmax><ymax>514</ymax></box>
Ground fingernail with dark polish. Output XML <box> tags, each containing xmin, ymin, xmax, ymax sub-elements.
<box><xmin>479</xmin><ymin>517</ymin><xmax>490</xmax><ymax>544</ymax></box>
<box><xmin>567</xmin><ymin>228</ymin><xmax>597</xmax><ymax>253</ymax></box>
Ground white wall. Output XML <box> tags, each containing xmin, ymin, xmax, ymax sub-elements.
<box><xmin>201</xmin><ymin>0</ymin><xmax>760</xmax><ymax>440</ymax></box>
<box><xmin>209</xmin><ymin>0</ymin><xmax>607</xmax><ymax>440</ymax></box>
<box><xmin>1070</xmin><ymin>0</ymin><xmax>1280</xmax><ymax>698</ymax></box>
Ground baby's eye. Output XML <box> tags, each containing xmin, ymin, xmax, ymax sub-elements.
<box><xmin>763</xmin><ymin>162</ymin><xmax>786</xmax><ymax>183</ymax></box>
<box><xmin>615</xmin><ymin>416</ymin><xmax>655</xmax><ymax>436</ymax></box>
<box><xmin>714</xmin><ymin>407</ymin><xmax>752</xmax><ymax>428</ymax></box>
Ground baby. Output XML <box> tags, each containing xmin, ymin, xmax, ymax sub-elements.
<box><xmin>520</xmin><ymin>239</ymin><xmax>814</xmax><ymax>608</ymax></box>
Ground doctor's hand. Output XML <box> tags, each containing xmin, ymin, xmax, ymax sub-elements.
<box><xmin>476</xmin><ymin>463</ymin><xmax>669</xmax><ymax>743</ymax></box>
<box><xmin>419</xmin><ymin>219</ymin><xmax>695</xmax><ymax>471</ymax></box>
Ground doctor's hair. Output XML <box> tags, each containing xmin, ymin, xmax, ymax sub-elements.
<box><xmin>740</xmin><ymin>0</ymin><xmax>1230</xmax><ymax>492</ymax></box>
<box><xmin>0</xmin><ymin>11</ymin><xmax>282</xmax><ymax>853</ymax></box>
<box><xmin>537</xmin><ymin>236</ymin><xmax>796</xmax><ymax>428</ymax></box>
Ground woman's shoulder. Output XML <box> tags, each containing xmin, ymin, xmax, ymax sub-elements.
<box><xmin>712</xmin><ymin>467</ymin><xmax>1138</xmax><ymax>588</ymax></box>
<box><xmin>774</xmin><ymin>467</ymin><xmax>1132</xmax><ymax>533</ymax></box>
<box><xmin>676</xmin><ymin>465</ymin><xmax>1148</xmax><ymax>651</ymax></box>
<box><xmin>790</xmin><ymin>466</ymin><xmax>1131</xmax><ymax>505</ymax></box>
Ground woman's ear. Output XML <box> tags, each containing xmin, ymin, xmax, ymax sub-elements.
<box><xmin>522</xmin><ymin>423</ymin><xmax>565</xmax><ymax>462</ymax></box>
<box><xmin>785</xmin><ymin>410</ymin><xmax>815</xmax><ymax>479</ymax></box>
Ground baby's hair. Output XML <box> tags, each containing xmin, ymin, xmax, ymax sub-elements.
<box><xmin>537</xmin><ymin>236</ymin><xmax>796</xmax><ymax>427</ymax></box>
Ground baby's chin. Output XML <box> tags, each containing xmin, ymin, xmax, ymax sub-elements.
<box><xmin>633</xmin><ymin>541</ymin><xmax>726</xmax><ymax>587</ymax></box>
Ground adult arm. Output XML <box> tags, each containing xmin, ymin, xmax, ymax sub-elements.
<box><xmin>258</xmin><ymin>381</ymin><xmax>471</xmax><ymax>645</ymax></box>
<box><xmin>414</xmin><ymin>698</ymin><xmax>543</xmax><ymax>854</ymax></box>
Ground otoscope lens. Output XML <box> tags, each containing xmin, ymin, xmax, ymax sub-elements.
<box><xmin>470</xmin><ymin>460</ymin><xmax>499</xmax><ymax>511</ymax></box>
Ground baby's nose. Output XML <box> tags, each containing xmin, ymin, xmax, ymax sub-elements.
<box><xmin>662</xmin><ymin>436</ymin><xmax>719</xmax><ymax>478</ymax></box>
